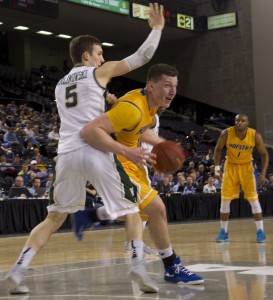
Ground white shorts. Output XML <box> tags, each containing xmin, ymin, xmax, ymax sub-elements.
<box><xmin>47</xmin><ymin>145</ymin><xmax>139</xmax><ymax>219</ymax></box>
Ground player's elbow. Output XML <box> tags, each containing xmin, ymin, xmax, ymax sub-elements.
<box><xmin>81</xmin><ymin>123</ymin><xmax>92</xmax><ymax>140</ymax></box>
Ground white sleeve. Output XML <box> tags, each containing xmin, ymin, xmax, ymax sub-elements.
<box><xmin>123</xmin><ymin>29</ymin><xmax>162</xmax><ymax>71</ymax></box>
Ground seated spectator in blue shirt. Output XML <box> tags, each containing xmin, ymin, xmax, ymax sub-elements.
<box><xmin>24</xmin><ymin>121</ymin><xmax>37</xmax><ymax>145</ymax></box>
<box><xmin>183</xmin><ymin>176</ymin><xmax>196</xmax><ymax>194</ymax></box>
<box><xmin>45</xmin><ymin>173</ymin><xmax>53</xmax><ymax>191</ymax></box>
<box><xmin>28</xmin><ymin>177</ymin><xmax>46</xmax><ymax>198</ymax></box>
<box><xmin>171</xmin><ymin>175</ymin><xmax>186</xmax><ymax>193</ymax></box>
<box><xmin>3</xmin><ymin>127</ymin><xmax>21</xmax><ymax>148</ymax></box>
<box><xmin>14</xmin><ymin>122</ymin><xmax>27</xmax><ymax>146</ymax></box>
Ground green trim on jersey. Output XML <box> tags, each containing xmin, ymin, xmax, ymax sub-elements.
<box><xmin>48</xmin><ymin>169</ymin><xmax>56</xmax><ymax>206</ymax></box>
<box><xmin>113</xmin><ymin>154</ymin><xmax>136</xmax><ymax>203</ymax></box>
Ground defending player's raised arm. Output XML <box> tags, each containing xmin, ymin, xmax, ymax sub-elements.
<box><xmin>95</xmin><ymin>3</ymin><xmax>165</xmax><ymax>87</ymax></box>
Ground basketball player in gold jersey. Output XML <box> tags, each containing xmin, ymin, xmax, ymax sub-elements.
<box><xmin>214</xmin><ymin>114</ymin><xmax>269</xmax><ymax>243</ymax></box>
<box><xmin>79</xmin><ymin>63</ymin><xmax>204</xmax><ymax>285</ymax></box>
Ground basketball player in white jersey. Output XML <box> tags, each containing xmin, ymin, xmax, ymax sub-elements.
<box><xmin>5</xmin><ymin>3</ymin><xmax>164</xmax><ymax>295</ymax></box>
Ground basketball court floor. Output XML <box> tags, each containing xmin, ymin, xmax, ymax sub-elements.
<box><xmin>0</xmin><ymin>218</ymin><xmax>272</xmax><ymax>299</ymax></box>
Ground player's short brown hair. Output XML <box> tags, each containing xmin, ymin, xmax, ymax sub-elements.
<box><xmin>69</xmin><ymin>35</ymin><xmax>102</xmax><ymax>65</ymax></box>
<box><xmin>147</xmin><ymin>63</ymin><xmax>178</xmax><ymax>82</ymax></box>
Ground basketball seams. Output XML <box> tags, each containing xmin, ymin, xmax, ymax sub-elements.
<box><xmin>152</xmin><ymin>141</ymin><xmax>184</xmax><ymax>174</ymax></box>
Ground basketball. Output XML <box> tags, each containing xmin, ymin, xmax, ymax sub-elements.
<box><xmin>151</xmin><ymin>140</ymin><xmax>184</xmax><ymax>174</ymax></box>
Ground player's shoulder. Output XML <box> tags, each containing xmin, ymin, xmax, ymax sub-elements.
<box><xmin>221</xmin><ymin>128</ymin><xmax>229</xmax><ymax>137</ymax></box>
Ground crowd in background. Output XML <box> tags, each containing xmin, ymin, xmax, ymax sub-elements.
<box><xmin>1</xmin><ymin>99</ymin><xmax>273</xmax><ymax>200</ymax></box>
<box><xmin>1</xmin><ymin>62</ymin><xmax>273</xmax><ymax>200</ymax></box>
<box><xmin>0</xmin><ymin>101</ymin><xmax>59</xmax><ymax>198</ymax></box>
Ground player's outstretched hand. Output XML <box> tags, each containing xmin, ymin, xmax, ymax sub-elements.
<box><xmin>123</xmin><ymin>147</ymin><xmax>156</xmax><ymax>170</ymax></box>
<box><xmin>148</xmin><ymin>3</ymin><xmax>165</xmax><ymax>31</ymax></box>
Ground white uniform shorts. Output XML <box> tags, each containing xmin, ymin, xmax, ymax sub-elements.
<box><xmin>47</xmin><ymin>145</ymin><xmax>139</xmax><ymax>219</ymax></box>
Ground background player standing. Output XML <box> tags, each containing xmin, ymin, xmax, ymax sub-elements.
<box><xmin>214</xmin><ymin>113</ymin><xmax>269</xmax><ymax>243</ymax></box>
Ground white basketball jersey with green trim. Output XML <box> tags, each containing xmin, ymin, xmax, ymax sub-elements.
<box><xmin>55</xmin><ymin>66</ymin><xmax>105</xmax><ymax>153</ymax></box>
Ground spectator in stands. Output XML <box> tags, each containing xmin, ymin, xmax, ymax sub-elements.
<box><xmin>45</xmin><ymin>173</ymin><xmax>53</xmax><ymax>192</ymax></box>
<box><xmin>156</xmin><ymin>176</ymin><xmax>172</xmax><ymax>194</ymax></box>
<box><xmin>0</xmin><ymin>154</ymin><xmax>12</xmax><ymax>172</ymax></box>
<box><xmin>213</xmin><ymin>174</ymin><xmax>222</xmax><ymax>192</ymax></box>
<box><xmin>171</xmin><ymin>175</ymin><xmax>186</xmax><ymax>193</ymax></box>
<box><xmin>265</xmin><ymin>173</ymin><xmax>273</xmax><ymax>192</ymax></box>
<box><xmin>28</xmin><ymin>160</ymin><xmax>40</xmax><ymax>174</ymax></box>
<box><xmin>28</xmin><ymin>177</ymin><xmax>44</xmax><ymax>198</ymax></box>
<box><xmin>196</xmin><ymin>163</ymin><xmax>209</xmax><ymax>186</ymax></box>
<box><xmin>3</xmin><ymin>127</ymin><xmax>20</xmax><ymax>149</ymax></box>
<box><xmin>48</xmin><ymin>126</ymin><xmax>60</xmax><ymax>141</ymax></box>
<box><xmin>33</xmin><ymin>155</ymin><xmax>47</xmax><ymax>173</ymax></box>
<box><xmin>151</xmin><ymin>171</ymin><xmax>161</xmax><ymax>188</ymax></box>
<box><xmin>22</xmin><ymin>141</ymin><xmax>35</xmax><ymax>158</ymax></box>
<box><xmin>8</xmin><ymin>175</ymin><xmax>31</xmax><ymax>198</ymax></box>
<box><xmin>10</xmin><ymin>101</ymin><xmax>18</xmax><ymax>114</ymax></box>
<box><xmin>12</xmin><ymin>154</ymin><xmax>22</xmax><ymax>173</ymax></box>
<box><xmin>14</xmin><ymin>123</ymin><xmax>27</xmax><ymax>146</ymax></box>
<box><xmin>23</xmin><ymin>156</ymin><xmax>31</xmax><ymax>166</ymax></box>
<box><xmin>0</xmin><ymin>116</ymin><xmax>9</xmax><ymax>133</ymax></box>
<box><xmin>188</xmin><ymin>169</ymin><xmax>197</xmax><ymax>183</ymax></box>
<box><xmin>18</xmin><ymin>163</ymin><xmax>30</xmax><ymax>186</ymax></box>
<box><xmin>205</xmin><ymin>149</ymin><xmax>215</xmax><ymax>165</ymax></box>
<box><xmin>183</xmin><ymin>142</ymin><xmax>196</xmax><ymax>160</ymax></box>
<box><xmin>24</xmin><ymin>121</ymin><xmax>37</xmax><ymax>145</ymax></box>
<box><xmin>201</xmin><ymin>130</ymin><xmax>215</xmax><ymax>145</ymax></box>
<box><xmin>167</xmin><ymin>174</ymin><xmax>175</xmax><ymax>189</ymax></box>
<box><xmin>5</xmin><ymin>104</ymin><xmax>15</xmax><ymax>116</ymax></box>
<box><xmin>185</xmin><ymin>130</ymin><xmax>199</xmax><ymax>147</ymax></box>
<box><xmin>26</xmin><ymin>172</ymin><xmax>37</xmax><ymax>188</ymax></box>
<box><xmin>1</xmin><ymin>138</ymin><xmax>14</xmax><ymax>159</ymax></box>
<box><xmin>176</xmin><ymin>171</ymin><xmax>186</xmax><ymax>179</ymax></box>
<box><xmin>183</xmin><ymin>160</ymin><xmax>196</xmax><ymax>175</ymax></box>
<box><xmin>203</xmin><ymin>176</ymin><xmax>217</xmax><ymax>193</ymax></box>
<box><xmin>32</xmin><ymin>125</ymin><xmax>45</xmax><ymax>145</ymax></box>
<box><xmin>183</xmin><ymin>176</ymin><xmax>196</xmax><ymax>194</ymax></box>
<box><xmin>6</xmin><ymin>115</ymin><xmax>17</xmax><ymax>127</ymax></box>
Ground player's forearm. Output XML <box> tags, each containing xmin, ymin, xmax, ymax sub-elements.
<box><xmin>141</xmin><ymin>130</ymin><xmax>165</xmax><ymax>146</ymax></box>
<box><xmin>82</xmin><ymin>127</ymin><xmax>128</xmax><ymax>156</ymax></box>
<box><xmin>123</xmin><ymin>3</ymin><xmax>165</xmax><ymax>71</ymax></box>
<box><xmin>260</xmin><ymin>153</ymin><xmax>269</xmax><ymax>175</ymax></box>
<box><xmin>123</xmin><ymin>29</ymin><xmax>162</xmax><ymax>71</ymax></box>
<box><xmin>214</xmin><ymin>149</ymin><xmax>222</xmax><ymax>166</ymax></box>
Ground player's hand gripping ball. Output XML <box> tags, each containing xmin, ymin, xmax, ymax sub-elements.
<box><xmin>151</xmin><ymin>140</ymin><xmax>185</xmax><ymax>174</ymax></box>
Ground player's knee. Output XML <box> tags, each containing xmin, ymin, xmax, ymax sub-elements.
<box><xmin>145</xmin><ymin>196</ymin><xmax>167</xmax><ymax>220</ymax></box>
<box><xmin>249</xmin><ymin>200</ymin><xmax>262</xmax><ymax>214</ymax></box>
<box><xmin>154</xmin><ymin>199</ymin><xmax>167</xmax><ymax>220</ymax></box>
<box><xmin>220</xmin><ymin>201</ymin><xmax>231</xmax><ymax>213</ymax></box>
<box><xmin>47</xmin><ymin>212</ymin><xmax>67</xmax><ymax>229</ymax></box>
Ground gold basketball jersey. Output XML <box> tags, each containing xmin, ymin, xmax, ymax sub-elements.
<box><xmin>107</xmin><ymin>88</ymin><xmax>157</xmax><ymax>148</ymax></box>
<box><xmin>226</xmin><ymin>127</ymin><xmax>256</xmax><ymax>164</ymax></box>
